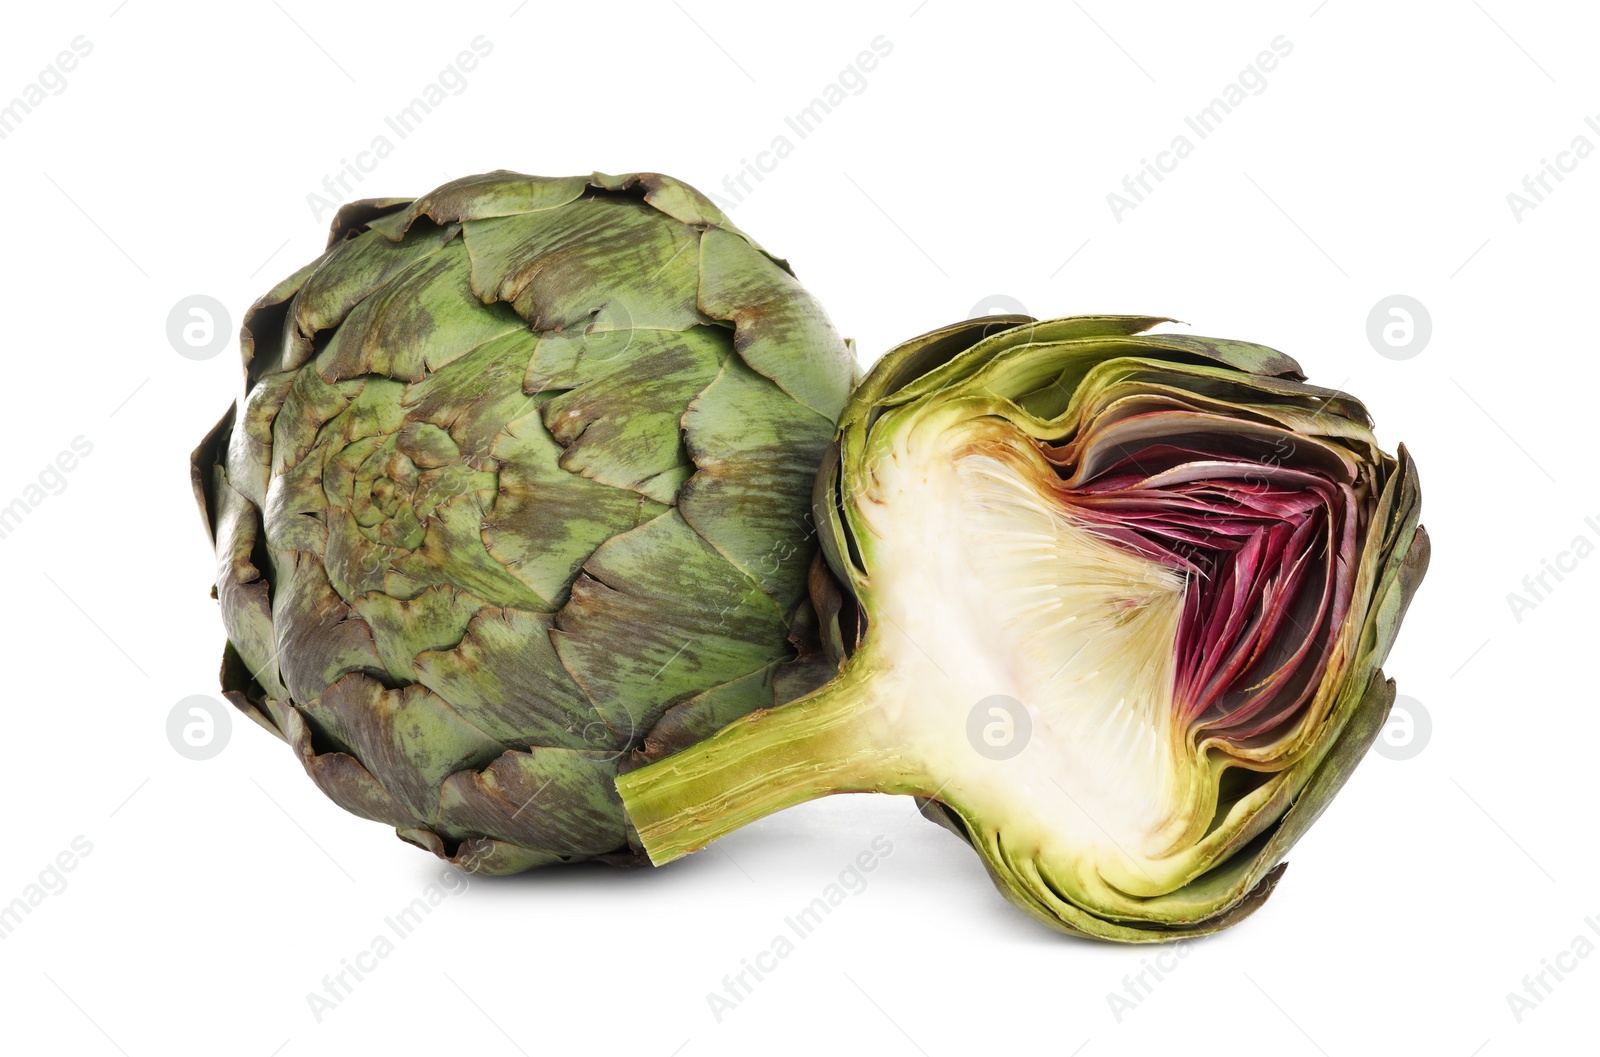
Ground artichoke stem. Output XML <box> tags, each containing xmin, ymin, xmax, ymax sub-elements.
<box><xmin>617</xmin><ymin>663</ymin><xmax>901</xmax><ymax>865</ymax></box>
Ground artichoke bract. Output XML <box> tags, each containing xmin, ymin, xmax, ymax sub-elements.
<box><xmin>192</xmin><ymin>170</ymin><xmax>856</xmax><ymax>874</ymax></box>
<box><xmin>618</xmin><ymin>314</ymin><xmax>1428</xmax><ymax>940</ymax></box>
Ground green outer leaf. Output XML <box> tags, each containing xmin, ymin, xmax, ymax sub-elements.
<box><xmin>227</xmin><ymin>372</ymin><xmax>297</xmax><ymax>511</ymax></box>
<box><xmin>350</xmin><ymin>584</ymin><xmax>486</xmax><ymax>685</ymax></box>
<box><xmin>270</xmin><ymin>550</ymin><xmax>385</xmax><ymax>703</ymax></box>
<box><xmin>538</xmin><ymin>327</ymin><xmax>724</xmax><ymax>504</ymax></box>
<box><xmin>318</xmin><ymin>237</ymin><xmax>525</xmax><ymax>384</ymax></box>
<box><xmin>413</xmin><ymin>606</ymin><xmax>603</xmax><ymax>751</ymax></box>
<box><xmin>299</xmin><ymin>674</ymin><xmax>505</xmax><ymax>822</ymax></box>
<box><xmin>678</xmin><ymin>355</ymin><xmax>838</xmax><ymax>617</ymax></box>
<box><xmin>401</xmin><ymin>327</ymin><xmax>544</xmax><ymax>470</ymax></box>
<box><xmin>207</xmin><ymin>470</ymin><xmax>287</xmax><ymax>702</ymax></box>
<box><xmin>392</xmin><ymin>172</ymin><xmax>589</xmax><ymax>228</ymax></box>
<box><xmin>292</xmin><ymin>221</ymin><xmax>458</xmax><ymax>344</ymax></box>
<box><xmin>875</xmin><ymin>315</ymin><xmax>1170</xmax><ymax>413</ymax></box>
<box><xmin>437</xmin><ymin>747</ymin><xmax>626</xmax><ymax>857</ymax></box>
<box><xmin>327</xmin><ymin>197</ymin><xmax>413</xmax><ymax>246</ymax></box>
<box><xmin>220</xmin><ymin>641</ymin><xmax>284</xmax><ymax>739</ymax></box>
<box><xmin>482</xmin><ymin>413</ymin><xmax>669</xmax><ymax>606</ymax></box>
<box><xmin>553</xmin><ymin>510</ymin><xmax>790</xmax><ymax>743</ymax></box>
<box><xmin>268</xmin><ymin>369</ymin><xmax>361</xmax><ymax>482</ymax></box>
<box><xmin>396</xmin><ymin>830</ymin><xmax>571</xmax><ymax>874</ymax></box>
<box><xmin>462</xmin><ymin>199</ymin><xmax>704</xmax><ymax>332</ymax></box>
<box><xmin>590</xmin><ymin>171</ymin><xmax>741</xmax><ymax>240</ymax></box>
<box><xmin>192</xmin><ymin>402</ymin><xmax>229</xmax><ymax>537</ymax></box>
<box><xmin>239</xmin><ymin>261</ymin><xmax>318</xmax><ymax>387</ymax></box>
<box><xmin>280</xmin><ymin>703</ymin><xmax>412</xmax><ymax>831</ymax></box>
<box><xmin>641</xmin><ymin>663</ymin><xmax>784</xmax><ymax>764</ymax></box>
<box><xmin>698</xmin><ymin>227</ymin><xmax>856</xmax><ymax>422</ymax></box>
<box><xmin>394</xmin><ymin>491</ymin><xmax>550</xmax><ymax>611</ymax></box>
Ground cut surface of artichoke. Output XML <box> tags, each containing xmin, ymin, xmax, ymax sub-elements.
<box><xmin>865</xmin><ymin>418</ymin><xmax>1193</xmax><ymax>886</ymax></box>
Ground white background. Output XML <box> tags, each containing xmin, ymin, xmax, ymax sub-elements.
<box><xmin>1</xmin><ymin>1</ymin><xmax>1594</xmax><ymax>1054</ymax></box>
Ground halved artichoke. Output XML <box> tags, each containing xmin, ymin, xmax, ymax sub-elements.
<box><xmin>618</xmin><ymin>314</ymin><xmax>1428</xmax><ymax>939</ymax></box>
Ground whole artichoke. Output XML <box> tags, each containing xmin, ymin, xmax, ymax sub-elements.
<box><xmin>619</xmin><ymin>314</ymin><xmax>1428</xmax><ymax>940</ymax></box>
<box><xmin>192</xmin><ymin>170</ymin><xmax>855</xmax><ymax>873</ymax></box>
